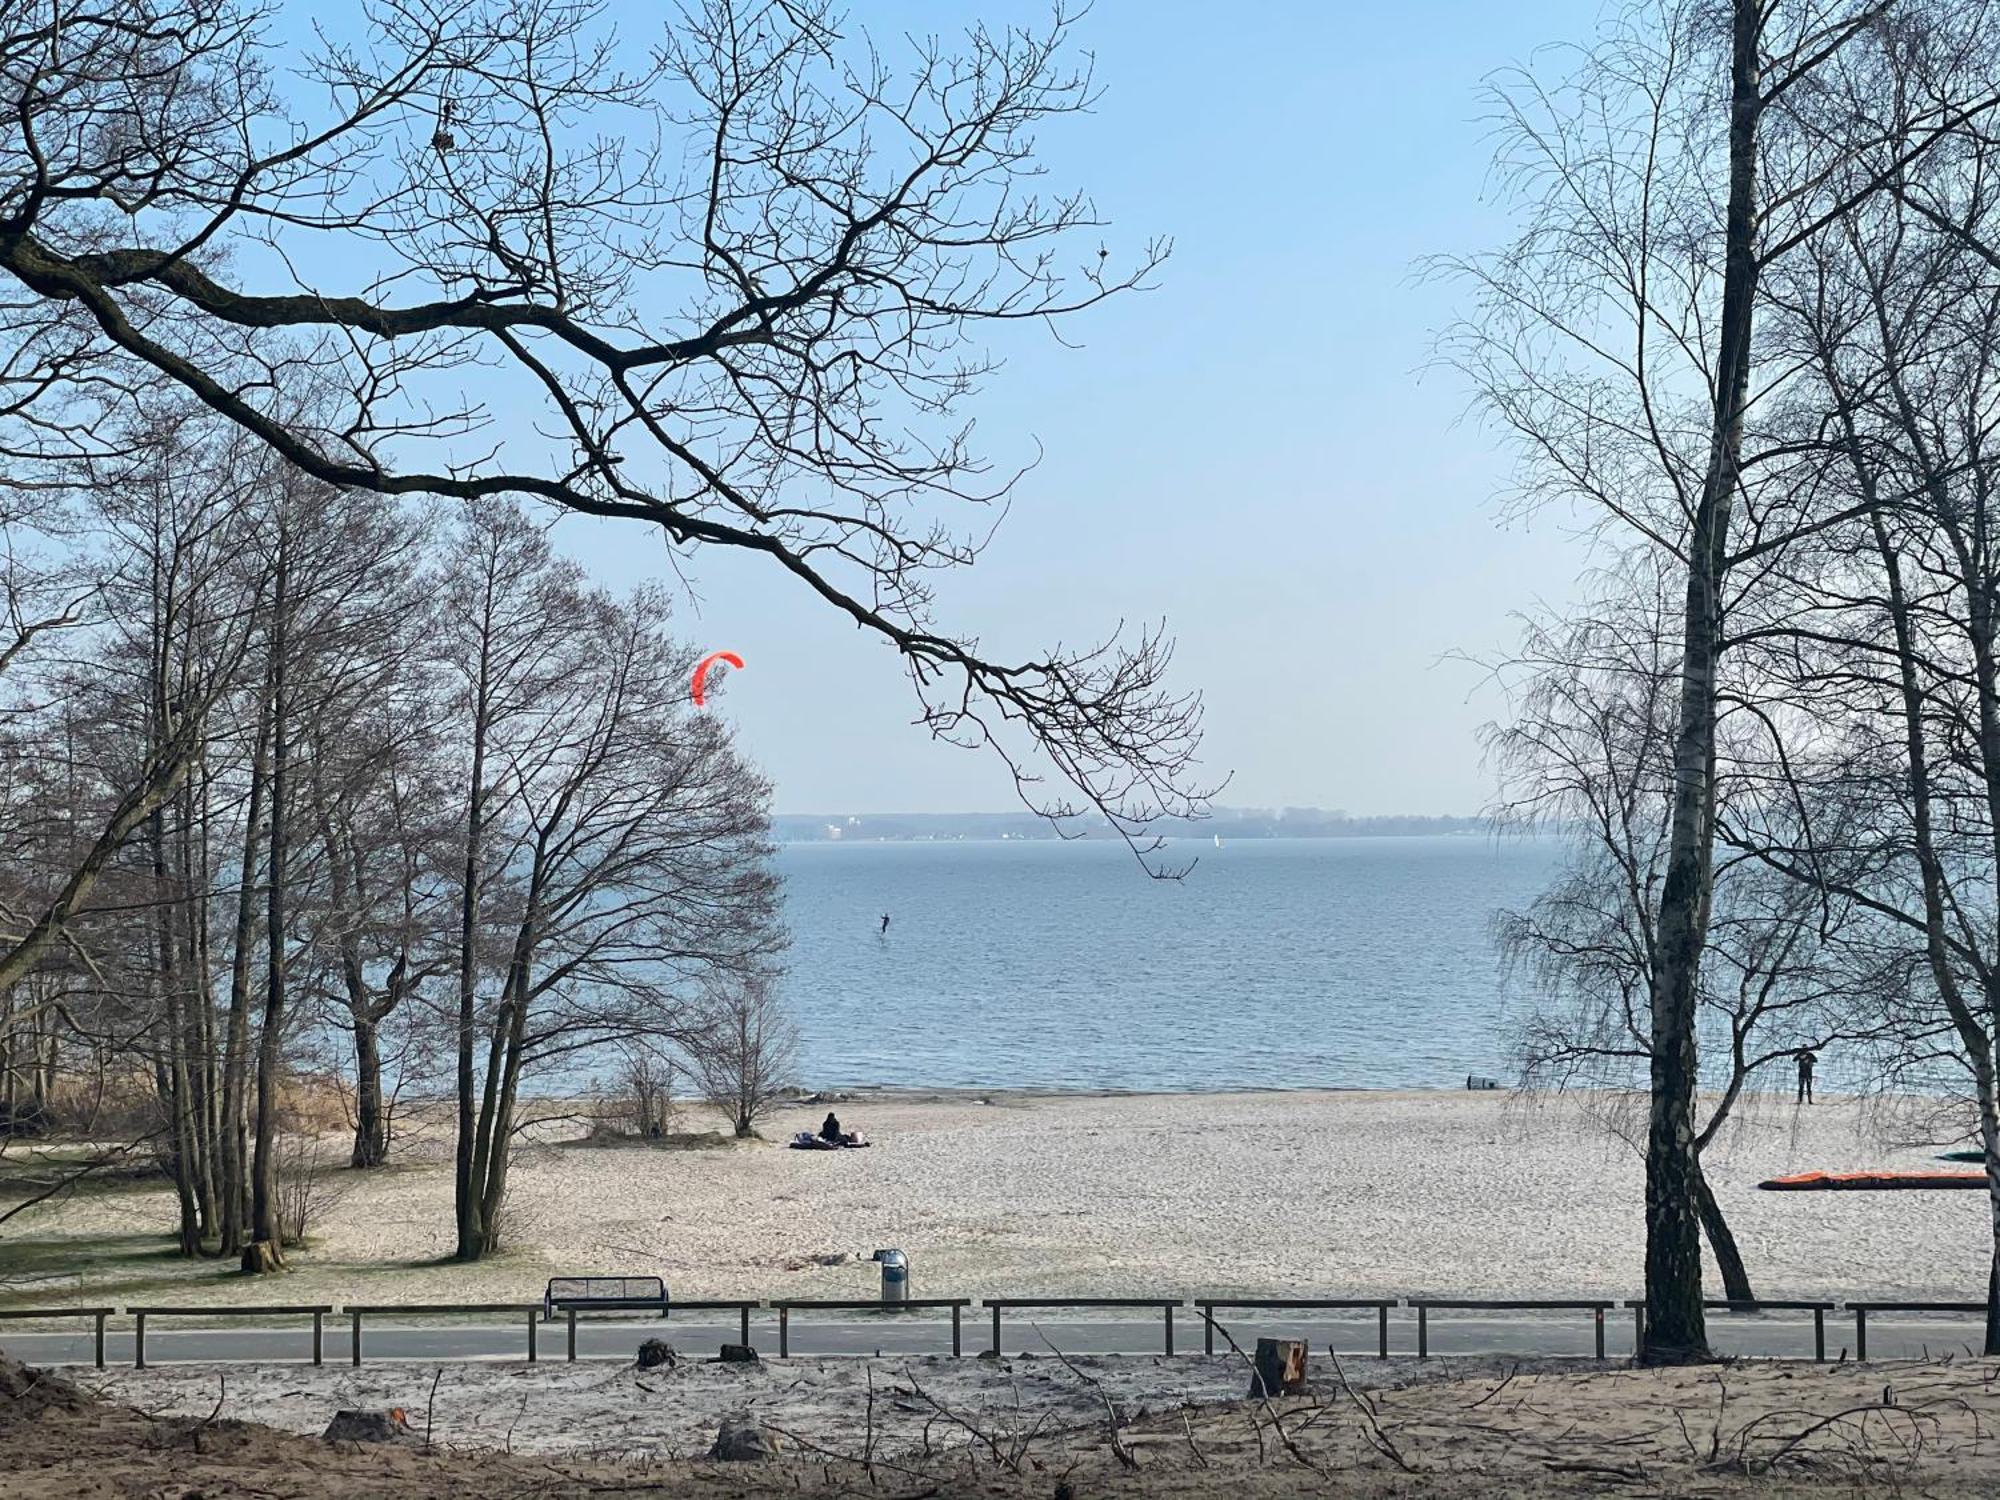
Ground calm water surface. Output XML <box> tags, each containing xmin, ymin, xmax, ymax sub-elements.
<box><xmin>777</xmin><ymin>835</ymin><xmax>1561</xmax><ymax>1092</ymax></box>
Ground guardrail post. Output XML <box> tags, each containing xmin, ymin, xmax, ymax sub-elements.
<box><xmin>1416</xmin><ymin>1305</ymin><xmax>1428</xmax><ymax>1360</ymax></box>
<box><xmin>1163</xmin><ymin>1304</ymin><xmax>1174</xmax><ymax>1357</ymax></box>
<box><xmin>1632</xmin><ymin>1303</ymin><xmax>1645</xmax><ymax>1355</ymax></box>
<box><xmin>951</xmin><ymin>1305</ymin><xmax>962</xmax><ymax>1358</ymax></box>
<box><xmin>1592</xmin><ymin>1306</ymin><xmax>1604</xmax><ymax>1361</ymax></box>
<box><xmin>740</xmin><ymin>1304</ymin><xmax>751</xmax><ymax>1347</ymax></box>
<box><xmin>1378</xmin><ymin>1303</ymin><xmax>1390</xmax><ymax>1360</ymax></box>
<box><xmin>93</xmin><ymin>1311</ymin><xmax>106</xmax><ymax>1370</ymax></box>
<box><xmin>1813</xmin><ymin>1308</ymin><xmax>1825</xmax><ymax>1364</ymax></box>
<box><xmin>991</xmin><ymin>1305</ymin><xmax>1002</xmax><ymax>1357</ymax></box>
<box><xmin>1201</xmin><ymin>1305</ymin><xmax>1215</xmax><ymax>1356</ymax></box>
<box><xmin>778</xmin><ymin>1306</ymin><xmax>789</xmax><ymax>1359</ymax></box>
<box><xmin>134</xmin><ymin>1312</ymin><xmax>146</xmax><ymax>1370</ymax></box>
<box><xmin>1855</xmin><ymin>1307</ymin><xmax>1867</xmax><ymax>1361</ymax></box>
<box><xmin>527</xmin><ymin>1310</ymin><xmax>538</xmax><ymax>1363</ymax></box>
<box><xmin>312</xmin><ymin>1310</ymin><xmax>324</xmax><ymax>1367</ymax></box>
<box><xmin>351</xmin><ymin>1310</ymin><xmax>363</xmax><ymax>1367</ymax></box>
<box><xmin>566</xmin><ymin>1307</ymin><xmax>577</xmax><ymax>1363</ymax></box>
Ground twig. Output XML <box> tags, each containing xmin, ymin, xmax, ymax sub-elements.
<box><xmin>1466</xmin><ymin>1363</ymin><xmax>1520</xmax><ymax>1411</ymax></box>
<box><xmin>424</xmin><ymin>1366</ymin><xmax>443</xmax><ymax>1453</ymax></box>
<box><xmin>1328</xmin><ymin>1348</ymin><xmax>1412</xmax><ymax>1475</ymax></box>
<box><xmin>189</xmin><ymin>1373</ymin><xmax>226</xmax><ymax>1455</ymax></box>
<box><xmin>1032</xmin><ymin>1326</ymin><xmax>1136</xmax><ymax>1469</ymax></box>
<box><xmin>1545</xmin><ymin>1459</ymin><xmax>1648</xmax><ymax>1482</ymax></box>
<box><xmin>1179</xmin><ymin>1406</ymin><xmax>1210</xmax><ymax>1468</ymax></box>
<box><xmin>864</xmin><ymin>1363</ymin><xmax>879</xmax><ymax>1486</ymax></box>
<box><xmin>898</xmin><ymin>1367</ymin><xmax>1024</xmax><ymax>1475</ymax></box>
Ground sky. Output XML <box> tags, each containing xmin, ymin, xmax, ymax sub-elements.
<box><xmin>509</xmin><ymin>1</ymin><xmax>1608</xmax><ymax>816</ymax></box>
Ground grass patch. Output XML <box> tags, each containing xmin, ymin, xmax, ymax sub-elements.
<box><xmin>0</xmin><ymin>1145</ymin><xmax>167</xmax><ymax>1203</ymax></box>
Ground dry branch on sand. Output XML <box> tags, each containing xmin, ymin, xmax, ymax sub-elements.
<box><xmin>25</xmin><ymin>1350</ymin><xmax>2000</xmax><ymax>1498</ymax></box>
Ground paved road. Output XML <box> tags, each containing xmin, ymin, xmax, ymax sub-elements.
<box><xmin>2</xmin><ymin>1308</ymin><xmax>1988</xmax><ymax>1368</ymax></box>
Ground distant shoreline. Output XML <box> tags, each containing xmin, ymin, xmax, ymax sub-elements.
<box><xmin>772</xmin><ymin>812</ymin><xmax>1509</xmax><ymax>843</ymax></box>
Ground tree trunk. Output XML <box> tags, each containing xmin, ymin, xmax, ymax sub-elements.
<box><xmin>217</xmin><ymin>698</ymin><xmax>271</xmax><ymax>1257</ymax></box>
<box><xmin>453</xmin><ymin>594</ymin><xmax>495</xmax><ymax>1262</ymax></box>
<box><xmin>1694</xmin><ymin>1160</ymin><xmax>1754</xmax><ymax>1304</ymax></box>
<box><xmin>248</xmin><ymin>543</ymin><xmax>289</xmax><ymax>1268</ymax></box>
<box><xmin>350</xmin><ymin>1018</ymin><xmax>386</xmax><ymax>1169</ymax></box>
<box><xmin>1641</xmin><ymin>0</ymin><xmax>1761</xmax><ymax>1367</ymax></box>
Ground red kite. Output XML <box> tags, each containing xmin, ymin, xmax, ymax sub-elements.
<box><xmin>691</xmin><ymin>650</ymin><xmax>745</xmax><ymax>707</ymax></box>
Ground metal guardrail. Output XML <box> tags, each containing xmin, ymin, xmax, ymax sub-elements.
<box><xmin>344</xmin><ymin>1303</ymin><xmax>543</xmax><ymax>1365</ymax></box>
<box><xmin>982</xmin><ymin>1297</ymin><xmax>1182</xmax><ymax>1356</ymax></box>
<box><xmin>674</xmin><ymin>1298</ymin><xmax>761</xmax><ymax>1347</ymax></box>
<box><xmin>1410</xmin><ymin>1299</ymin><xmax>1618</xmax><ymax>1360</ymax></box>
<box><xmin>126</xmin><ymin>1304</ymin><xmax>334</xmax><ymax>1369</ymax></box>
<box><xmin>1623</xmin><ymin>1299</ymin><xmax>1840</xmax><ymax>1363</ymax></box>
<box><xmin>4</xmin><ymin>1293</ymin><xmax>1996</xmax><ymax>1367</ymax></box>
<box><xmin>770</xmin><ymin>1298</ymin><xmax>973</xmax><ymax>1357</ymax></box>
<box><xmin>1193</xmin><ymin>1298</ymin><xmax>1398</xmax><ymax>1358</ymax></box>
<box><xmin>1848</xmin><ymin>1301</ymin><xmax>1990</xmax><ymax>1360</ymax></box>
<box><xmin>0</xmin><ymin>1306</ymin><xmax>113</xmax><ymax>1368</ymax></box>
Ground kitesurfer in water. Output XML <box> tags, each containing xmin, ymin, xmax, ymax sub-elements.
<box><xmin>880</xmin><ymin>913</ymin><xmax>890</xmax><ymax>935</ymax></box>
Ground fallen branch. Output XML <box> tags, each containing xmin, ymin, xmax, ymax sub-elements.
<box><xmin>1033</xmin><ymin>1326</ymin><xmax>1136</xmax><ymax>1469</ymax></box>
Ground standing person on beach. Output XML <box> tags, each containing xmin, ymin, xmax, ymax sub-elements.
<box><xmin>1794</xmin><ymin>1047</ymin><xmax>1818</xmax><ymax>1105</ymax></box>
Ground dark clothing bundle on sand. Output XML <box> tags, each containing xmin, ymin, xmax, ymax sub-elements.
<box><xmin>791</xmin><ymin>1112</ymin><xmax>869</xmax><ymax>1149</ymax></box>
<box><xmin>790</xmin><ymin>1127</ymin><xmax>869</xmax><ymax>1151</ymax></box>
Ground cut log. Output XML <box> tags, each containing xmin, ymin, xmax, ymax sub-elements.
<box><xmin>1249</xmin><ymin>1337</ymin><xmax>1308</xmax><ymax>1398</ymax></box>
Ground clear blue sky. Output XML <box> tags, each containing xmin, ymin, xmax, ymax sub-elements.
<box><xmin>542</xmin><ymin>1</ymin><xmax>1606</xmax><ymax>815</ymax></box>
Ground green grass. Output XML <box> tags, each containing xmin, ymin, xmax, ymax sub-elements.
<box><xmin>0</xmin><ymin>1229</ymin><xmax>214</xmax><ymax>1309</ymax></box>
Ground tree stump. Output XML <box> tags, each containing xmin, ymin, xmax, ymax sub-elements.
<box><xmin>1249</xmin><ymin>1337</ymin><xmax>1308</xmax><ymax>1398</ymax></box>
<box><xmin>709</xmin><ymin>1414</ymin><xmax>785</xmax><ymax>1460</ymax></box>
<box><xmin>323</xmin><ymin>1408</ymin><xmax>416</xmax><ymax>1444</ymax></box>
<box><xmin>636</xmin><ymin>1338</ymin><xmax>678</xmax><ymax>1370</ymax></box>
<box><xmin>240</xmin><ymin>1240</ymin><xmax>283</xmax><ymax>1274</ymax></box>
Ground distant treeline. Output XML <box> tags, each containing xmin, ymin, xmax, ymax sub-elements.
<box><xmin>773</xmin><ymin>809</ymin><xmax>1489</xmax><ymax>842</ymax></box>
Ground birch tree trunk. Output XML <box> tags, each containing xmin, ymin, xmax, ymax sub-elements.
<box><xmin>1640</xmin><ymin>0</ymin><xmax>1763</xmax><ymax>1367</ymax></box>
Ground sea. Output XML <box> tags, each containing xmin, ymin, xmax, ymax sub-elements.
<box><xmin>776</xmin><ymin>833</ymin><xmax>1564</xmax><ymax>1093</ymax></box>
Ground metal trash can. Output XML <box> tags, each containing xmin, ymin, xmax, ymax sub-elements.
<box><xmin>872</xmin><ymin>1248</ymin><xmax>909</xmax><ymax>1304</ymax></box>
<box><xmin>1465</xmin><ymin>1074</ymin><xmax>1501</xmax><ymax>1091</ymax></box>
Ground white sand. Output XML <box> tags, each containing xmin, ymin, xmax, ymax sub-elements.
<box><xmin>8</xmin><ymin>1090</ymin><xmax>1989</xmax><ymax>1306</ymax></box>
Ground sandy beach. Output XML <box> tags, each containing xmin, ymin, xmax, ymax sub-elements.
<box><xmin>3</xmin><ymin>1089</ymin><xmax>1988</xmax><ymax>1309</ymax></box>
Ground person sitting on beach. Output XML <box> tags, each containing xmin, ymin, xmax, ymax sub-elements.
<box><xmin>820</xmin><ymin>1111</ymin><xmax>844</xmax><ymax>1145</ymax></box>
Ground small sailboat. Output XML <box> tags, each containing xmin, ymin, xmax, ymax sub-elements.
<box><xmin>1213</xmin><ymin>833</ymin><xmax>1222</xmax><ymax>848</ymax></box>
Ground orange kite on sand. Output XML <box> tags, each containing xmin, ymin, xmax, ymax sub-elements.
<box><xmin>1759</xmin><ymin>1170</ymin><xmax>1986</xmax><ymax>1191</ymax></box>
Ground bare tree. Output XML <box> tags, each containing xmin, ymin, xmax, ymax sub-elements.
<box><xmin>1492</xmin><ymin>577</ymin><xmax>1873</xmax><ymax>1302</ymax></box>
<box><xmin>1446</xmin><ymin>0</ymin><xmax>1998</xmax><ymax>1361</ymax></box>
<box><xmin>440</xmin><ymin>502</ymin><xmax>782</xmax><ymax>1260</ymax></box>
<box><xmin>0</xmin><ymin>0</ymin><xmax>1208</xmax><ymax>856</ymax></box>
<box><xmin>693</xmin><ymin>973</ymin><xmax>798</xmax><ymax>1139</ymax></box>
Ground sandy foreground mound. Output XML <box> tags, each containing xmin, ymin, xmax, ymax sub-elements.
<box><xmin>10</xmin><ymin>1351</ymin><xmax>2000</xmax><ymax>1498</ymax></box>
